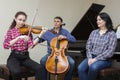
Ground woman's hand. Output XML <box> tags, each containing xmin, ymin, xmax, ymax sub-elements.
<box><xmin>88</xmin><ymin>58</ymin><xmax>97</xmax><ymax>66</ymax></box>
<box><xmin>88</xmin><ymin>58</ymin><xmax>93</xmax><ymax>66</ymax></box>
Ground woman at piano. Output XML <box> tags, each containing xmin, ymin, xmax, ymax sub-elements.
<box><xmin>78</xmin><ymin>12</ymin><xmax>117</xmax><ymax>80</ymax></box>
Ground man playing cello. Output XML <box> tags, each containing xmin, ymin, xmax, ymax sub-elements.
<box><xmin>34</xmin><ymin>16</ymin><xmax>76</xmax><ymax>80</ymax></box>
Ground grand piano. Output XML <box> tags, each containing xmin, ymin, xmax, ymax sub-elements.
<box><xmin>67</xmin><ymin>3</ymin><xmax>120</xmax><ymax>77</ymax></box>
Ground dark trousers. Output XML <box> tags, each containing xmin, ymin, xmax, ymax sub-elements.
<box><xmin>7</xmin><ymin>51</ymin><xmax>41</xmax><ymax>80</ymax></box>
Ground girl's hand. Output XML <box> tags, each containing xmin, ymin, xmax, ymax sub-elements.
<box><xmin>18</xmin><ymin>35</ymin><xmax>29</xmax><ymax>42</ymax></box>
<box><xmin>38</xmin><ymin>27</ymin><xmax>48</xmax><ymax>37</ymax></box>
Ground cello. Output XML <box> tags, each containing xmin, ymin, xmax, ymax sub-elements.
<box><xmin>46</xmin><ymin>33</ymin><xmax>69</xmax><ymax>80</ymax></box>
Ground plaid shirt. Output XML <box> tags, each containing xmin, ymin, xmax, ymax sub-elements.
<box><xmin>3</xmin><ymin>27</ymin><xmax>33</xmax><ymax>51</ymax></box>
<box><xmin>86</xmin><ymin>29</ymin><xmax>117</xmax><ymax>60</ymax></box>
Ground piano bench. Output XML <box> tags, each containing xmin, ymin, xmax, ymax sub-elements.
<box><xmin>98</xmin><ymin>67</ymin><xmax>120</xmax><ymax>80</ymax></box>
<box><xmin>0</xmin><ymin>64</ymin><xmax>35</xmax><ymax>80</ymax></box>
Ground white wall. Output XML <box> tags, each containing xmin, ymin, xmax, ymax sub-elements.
<box><xmin>1</xmin><ymin>0</ymin><xmax>120</xmax><ymax>64</ymax></box>
<box><xmin>94</xmin><ymin>0</ymin><xmax>120</xmax><ymax>29</ymax></box>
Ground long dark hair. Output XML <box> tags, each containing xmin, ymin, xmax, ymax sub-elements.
<box><xmin>98</xmin><ymin>12</ymin><xmax>113</xmax><ymax>31</ymax></box>
<box><xmin>9</xmin><ymin>11</ymin><xmax>27</xmax><ymax>29</ymax></box>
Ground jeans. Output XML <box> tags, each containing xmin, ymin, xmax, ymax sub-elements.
<box><xmin>40</xmin><ymin>53</ymin><xmax>75</xmax><ymax>80</ymax></box>
<box><xmin>78</xmin><ymin>58</ymin><xmax>111</xmax><ymax>80</ymax></box>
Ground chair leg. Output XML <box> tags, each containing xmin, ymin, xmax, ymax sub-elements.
<box><xmin>47</xmin><ymin>72</ymin><xmax>50</xmax><ymax>80</ymax></box>
<box><xmin>25</xmin><ymin>77</ymin><xmax>28</xmax><ymax>80</ymax></box>
<box><xmin>19</xmin><ymin>77</ymin><xmax>27</xmax><ymax>80</ymax></box>
<box><xmin>8</xmin><ymin>75</ymin><xmax>12</xmax><ymax>80</ymax></box>
<box><xmin>4</xmin><ymin>77</ymin><xmax>10</xmax><ymax>80</ymax></box>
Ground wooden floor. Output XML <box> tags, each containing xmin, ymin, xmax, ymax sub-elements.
<box><xmin>0</xmin><ymin>77</ymin><xmax>35</xmax><ymax>80</ymax></box>
<box><xmin>50</xmin><ymin>74</ymin><xmax>79</xmax><ymax>80</ymax></box>
<box><xmin>0</xmin><ymin>77</ymin><xmax>79</xmax><ymax>80</ymax></box>
<box><xmin>1</xmin><ymin>76</ymin><xmax>120</xmax><ymax>80</ymax></box>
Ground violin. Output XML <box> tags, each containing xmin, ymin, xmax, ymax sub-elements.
<box><xmin>19</xmin><ymin>24</ymin><xmax>43</xmax><ymax>35</ymax></box>
<box><xmin>46</xmin><ymin>37</ymin><xmax>69</xmax><ymax>75</ymax></box>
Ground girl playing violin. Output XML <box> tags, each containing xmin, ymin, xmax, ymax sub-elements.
<box><xmin>34</xmin><ymin>16</ymin><xmax>76</xmax><ymax>80</ymax></box>
<box><xmin>3</xmin><ymin>11</ymin><xmax>41</xmax><ymax>80</ymax></box>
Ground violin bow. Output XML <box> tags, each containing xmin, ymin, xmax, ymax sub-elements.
<box><xmin>28</xmin><ymin>9</ymin><xmax>38</xmax><ymax>36</ymax></box>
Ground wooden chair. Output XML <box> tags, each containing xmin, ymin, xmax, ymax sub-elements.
<box><xmin>98</xmin><ymin>66</ymin><xmax>120</xmax><ymax>80</ymax></box>
<box><xmin>0</xmin><ymin>64</ymin><xmax>35</xmax><ymax>80</ymax></box>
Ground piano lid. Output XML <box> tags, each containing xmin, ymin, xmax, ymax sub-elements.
<box><xmin>71</xmin><ymin>3</ymin><xmax>105</xmax><ymax>40</ymax></box>
<box><xmin>68</xmin><ymin>3</ymin><xmax>105</xmax><ymax>51</ymax></box>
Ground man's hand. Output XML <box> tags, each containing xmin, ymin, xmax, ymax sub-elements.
<box><xmin>58</xmin><ymin>35</ymin><xmax>67</xmax><ymax>40</ymax></box>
